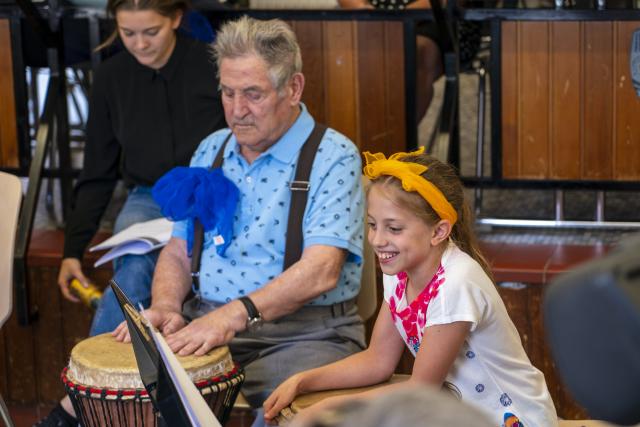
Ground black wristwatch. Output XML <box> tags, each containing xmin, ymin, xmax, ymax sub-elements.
<box><xmin>238</xmin><ymin>296</ymin><xmax>263</xmax><ymax>332</ymax></box>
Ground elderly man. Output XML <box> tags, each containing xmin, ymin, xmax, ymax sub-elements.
<box><xmin>115</xmin><ymin>15</ymin><xmax>366</xmax><ymax>415</ymax></box>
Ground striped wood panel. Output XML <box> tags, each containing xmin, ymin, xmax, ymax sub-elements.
<box><xmin>291</xmin><ymin>20</ymin><xmax>406</xmax><ymax>154</ymax></box>
<box><xmin>0</xmin><ymin>19</ymin><xmax>19</xmax><ymax>168</ymax></box>
<box><xmin>501</xmin><ymin>21</ymin><xmax>640</xmax><ymax>181</ymax></box>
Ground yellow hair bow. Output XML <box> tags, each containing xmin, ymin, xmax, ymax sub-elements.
<box><xmin>363</xmin><ymin>147</ymin><xmax>458</xmax><ymax>225</ymax></box>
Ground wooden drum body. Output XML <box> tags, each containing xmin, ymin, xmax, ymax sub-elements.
<box><xmin>62</xmin><ymin>334</ymin><xmax>244</xmax><ymax>427</ymax></box>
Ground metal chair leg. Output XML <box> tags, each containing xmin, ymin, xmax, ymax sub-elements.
<box><xmin>0</xmin><ymin>393</ymin><xmax>15</xmax><ymax>427</ymax></box>
<box><xmin>474</xmin><ymin>63</ymin><xmax>487</xmax><ymax>216</ymax></box>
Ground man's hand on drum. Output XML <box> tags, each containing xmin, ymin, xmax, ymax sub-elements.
<box><xmin>164</xmin><ymin>301</ymin><xmax>246</xmax><ymax>356</ymax></box>
<box><xmin>263</xmin><ymin>373</ymin><xmax>303</xmax><ymax>424</ymax></box>
<box><xmin>112</xmin><ymin>306</ymin><xmax>187</xmax><ymax>342</ymax></box>
<box><xmin>58</xmin><ymin>257</ymin><xmax>89</xmax><ymax>302</ymax></box>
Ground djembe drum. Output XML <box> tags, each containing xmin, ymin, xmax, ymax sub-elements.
<box><xmin>62</xmin><ymin>334</ymin><xmax>244</xmax><ymax>427</ymax></box>
<box><xmin>277</xmin><ymin>374</ymin><xmax>410</xmax><ymax>426</ymax></box>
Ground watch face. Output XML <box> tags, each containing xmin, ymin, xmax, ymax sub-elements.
<box><xmin>247</xmin><ymin>317</ymin><xmax>264</xmax><ymax>332</ymax></box>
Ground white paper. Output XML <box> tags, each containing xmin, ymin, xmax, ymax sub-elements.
<box><xmin>140</xmin><ymin>309</ymin><xmax>222</xmax><ymax>427</ymax></box>
<box><xmin>90</xmin><ymin>218</ymin><xmax>173</xmax><ymax>267</ymax></box>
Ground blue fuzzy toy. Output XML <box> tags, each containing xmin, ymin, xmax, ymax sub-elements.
<box><xmin>152</xmin><ymin>166</ymin><xmax>239</xmax><ymax>256</ymax></box>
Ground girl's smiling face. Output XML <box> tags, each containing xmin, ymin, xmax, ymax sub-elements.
<box><xmin>367</xmin><ymin>185</ymin><xmax>438</xmax><ymax>282</ymax></box>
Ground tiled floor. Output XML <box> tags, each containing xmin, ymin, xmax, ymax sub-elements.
<box><xmin>6</xmin><ymin>403</ymin><xmax>255</xmax><ymax>427</ymax></box>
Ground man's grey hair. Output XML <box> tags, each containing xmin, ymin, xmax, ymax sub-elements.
<box><xmin>213</xmin><ymin>16</ymin><xmax>302</xmax><ymax>91</ymax></box>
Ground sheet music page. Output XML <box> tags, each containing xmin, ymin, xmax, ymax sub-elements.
<box><xmin>140</xmin><ymin>310</ymin><xmax>222</xmax><ymax>427</ymax></box>
<box><xmin>89</xmin><ymin>218</ymin><xmax>173</xmax><ymax>252</ymax></box>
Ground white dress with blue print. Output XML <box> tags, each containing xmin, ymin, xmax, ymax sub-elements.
<box><xmin>383</xmin><ymin>243</ymin><xmax>558</xmax><ymax>427</ymax></box>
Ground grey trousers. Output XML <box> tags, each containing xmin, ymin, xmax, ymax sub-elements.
<box><xmin>183</xmin><ymin>299</ymin><xmax>366</xmax><ymax>408</ymax></box>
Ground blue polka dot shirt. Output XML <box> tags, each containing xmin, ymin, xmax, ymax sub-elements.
<box><xmin>172</xmin><ymin>104</ymin><xmax>365</xmax><ymax>305</ymax></box>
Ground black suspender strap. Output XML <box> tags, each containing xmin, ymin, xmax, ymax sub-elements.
<box><xmin>283</xmin><ymin>123</ymin><xmax>326</xmax><ymax>270</ymax></box>
<box><xmin>190</xmin><ymin>124</ymin><xmax>327</xmax><ymax>293</ymax></box>
<box><xmin>190</xmin><ymin>132</ymin><xmax>232</xmax><ymax>292</ymax></box>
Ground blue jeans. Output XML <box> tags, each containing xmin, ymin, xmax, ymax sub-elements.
<box><xmin>89</xmin><ymin>187</ymin><xmax>163</xmax><ymax>336</ymax></box>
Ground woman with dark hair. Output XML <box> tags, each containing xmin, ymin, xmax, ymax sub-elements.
<box><xmin>36</xmin><ymin>0</ymin><xmax>225</xmax><ymax>424</ymax></box>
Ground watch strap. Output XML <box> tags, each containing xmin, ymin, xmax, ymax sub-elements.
<box><xmin>238</xmin><ymin>296</ymin><xmax>260</xmax><ymax>320</ymax></box>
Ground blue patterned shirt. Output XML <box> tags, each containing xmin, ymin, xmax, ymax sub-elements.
<box><xmin>172</xmin><ymin>104</ymin><xmax>364</xmax><ymax>305</ymax></box>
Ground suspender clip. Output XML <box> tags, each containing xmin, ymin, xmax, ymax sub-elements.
<box><xmin>290</xmin><ymin>180</ymin><xmax>310</xmax><ymax>191</ymax></box>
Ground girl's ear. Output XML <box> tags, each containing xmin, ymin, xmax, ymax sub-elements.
<box><xmin>430</xmin><ymin>219</ymin><xmax>452</xmax><ymax>246</ymax></box>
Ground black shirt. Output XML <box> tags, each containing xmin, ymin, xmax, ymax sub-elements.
<box><xmin>63</xmin><ymin>34</ymin><xmax>226</xmax><ymax>260</ymax></box>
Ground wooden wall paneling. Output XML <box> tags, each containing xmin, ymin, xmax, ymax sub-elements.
<box><xmin>497</xmin><ymin>285</ymin><xmax>532</xmax><ymax>355</ymax></box>
<box><xmin>0</xmin><ymin>326</ymin><xmax>7</xmax><ymax>397</ymax></box>
<box><xmin>501</xmin><ymin>22</ymin><xmax>519</xmax><ymax>178</ymax></box>
<box><xmin>527</xmin><ymin>286</ymin><xmax>548</xmax><ymax>380</ymax></box>
<box><xmin>292</xmin><ymin>21</ymin><xmax>326</xmax><ymax>125</ymax></box>
<box><xmin>0</xmin><ymin>19</ymin><xmax>19</xmax><ymax>168</ymax></box>
<box><xmin>550</xmin><ymin>22</ymin><xmax>582</xmax><ymax>179</ymax></box>
<box><xmin>530</xmin><ymin>285</ymin><xmax>561</xmax><ymax>415</ymax></box>
<box><xmin>614</xmin><ymin>22</ymin><xmax>640</xmax><ymax>180</ymax></box>
<box><xmin>5</xmin><ymin>276</ymin><xmax>37</xmax><ymax>403</ymax></box>
<box><xmin>31</xmin><ymin>266</ymin><xmax>67</xmax><ymax>403</ymax></box>
<box><xmin>519</xmin><ymin>22</ymin><xmax>551</xmax><ymax>178</ymax></box>
<box><xmin>323</xmin><ymin>21</ymin><xmax>358</xmax><ymax>143</ymax></box>
<box><xmin>501</xmin><ymin>20</ymin><xmax>640</xmax><ymax>181</ymax></box>
<box><xmin>383</xmin><ymin>21</ymin><xmax>406</xmax><ymax>155</ymax></box>
<box><xmin>582</xmin><ymin>22</ymin><xmax>614</xmax><ymax>180</ymax></box>
<box><xmin>395</xmin><ymin>348</ymin><xmax>415</xmax><ymax>376</ymax></box>
<box><xmin>558</xmin><ymin>378</ymin><xmax>589</xmax><ymax>419</ymax></box>
<box><xmin>355</xmin><ymin>21</ymin><xmax>387</xmax><ymax>153</ymax></box>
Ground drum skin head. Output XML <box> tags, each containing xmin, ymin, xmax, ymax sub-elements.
<box><xmin>66</xmin><ymin>333</ymin><xmax>234</xmax><ymax>390</ymax></box>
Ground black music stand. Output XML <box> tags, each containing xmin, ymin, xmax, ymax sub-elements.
<box><xmin>110</xmin><ymin>279</ymin><xmax>195</xmax><ymax>427</ymax></box>
<box><xmin>12</xmin><ymin>0</ymin><xmax>73</xmax><ymax>327</ymax></box>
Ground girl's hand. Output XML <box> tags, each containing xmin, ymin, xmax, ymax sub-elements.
<box><xmin>263</xmin><ymin>374</ymin><xmax>303</xmax><ymax>424</ymax></box>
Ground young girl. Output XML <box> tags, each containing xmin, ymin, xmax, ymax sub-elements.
<box><xmin>263</xmin><ymin>148</ymin><xmax>558</xmax><ymax>426</ymax></box>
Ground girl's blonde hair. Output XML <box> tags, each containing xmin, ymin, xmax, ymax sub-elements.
<box><xmin>370</xmin><ymin>153</ymin><xmax>493</xmax><ymax>281</ymax></box>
